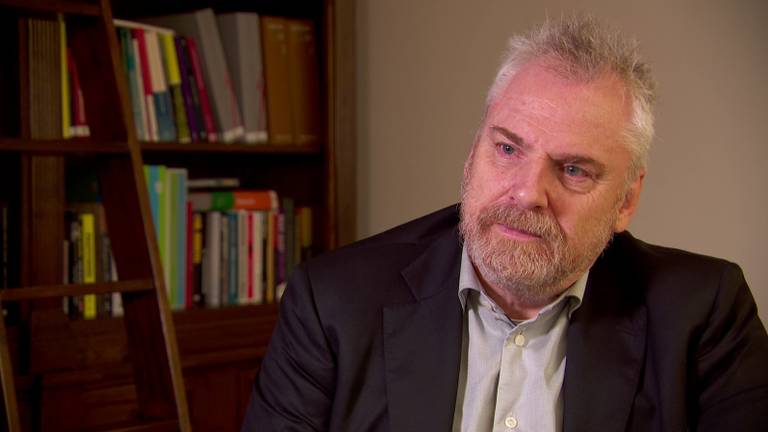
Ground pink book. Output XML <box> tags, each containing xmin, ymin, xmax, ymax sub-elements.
<box><xmin>186</xmin><ymin>37</ymin><xmax>218</xmax><ymax>142</ymax></box>
<box><xmin>133</xmin><ymin>28</ymin><xmax>157</xmax><ymax>141</ymax></box>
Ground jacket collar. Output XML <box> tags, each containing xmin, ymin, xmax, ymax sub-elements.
<box><xmin>563</xmin><ymin>233</ymin><xmax>648</xmax><ymax>432</ymax></box>
<box><xmin>382</xmin><ymin>226</ymin><xmax>464</xmax><ymax>432</ymax></box>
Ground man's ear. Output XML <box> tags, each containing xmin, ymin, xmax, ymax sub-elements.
<box><xmin>614</xmin><ymin>171</ymin><xmax>645</xmax><ymax>233</ymax></box>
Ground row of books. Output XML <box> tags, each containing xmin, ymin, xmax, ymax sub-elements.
<box><xmin>60</xmin><ymin>167</ymin><xmax>314</xmax><ymax>319</ymax></box>
<box><xmin>63</xmin><ymin>204</ymin><xmax>122</xmax><ymax>319</ymax></box>
<box><xmin>27</xmin><ymin>15</ymin><xmax>90</xmax><ymax>140</ymax></box>
<box><xmin>115</xmin><ymin>9</ymin><xmax>321</xmax><ymax>146</ymax></box>
<box><xmin>144</xmin><ymin>166</ymin><xmax>314</xmax><ymax>310</ymax></box>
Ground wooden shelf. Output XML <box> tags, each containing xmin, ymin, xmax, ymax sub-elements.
<box><xmin>88</xmin><ymin>418</ymin><xmax>179</xmax><ymax>432</ymax></box>
<box><xmin>140</xmin><ymin>141</ymin><xmax>322</xmax><ymax>155</ymax></box>
<box><xmin>0</xmin><ymin>0</ymin><xmax>101</xmax><ymax>16</ymax></box>
<box><xmin>0</xmin><ymin>279</ymin><xmax>154</xmax><ymax>301</ymax></box>
<box><xmin>0</xmin><ymin>138</ymin><xmax>128</xmax><ymax>155</ymax></box>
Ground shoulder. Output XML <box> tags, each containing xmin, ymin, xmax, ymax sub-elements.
<box><xmin>597</xmin><ymin>231</ymin><xmax>750</xmax><ymax>327</ymax></box>
<box><xmin>304</xmin><ymin>204</ymin><xmax>460</xmax><ymax>283</ymax></box>
<box><xmin>293</xmin><ymin>204</ymin><xmax>461</xmax><ymax>309</ymax></box>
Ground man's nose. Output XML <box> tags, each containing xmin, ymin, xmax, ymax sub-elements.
<box><xmin>508</xmin><ymin>159</ymin><xmax>551</xmax><ymax>210</ymax></box>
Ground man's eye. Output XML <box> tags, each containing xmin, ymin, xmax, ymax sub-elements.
<box><xmin>498</xmin><ymin>143</ymin><xmax>515</xmax><ymax>155</ymax></box>
<box><xmin>564</xmin><ymin>165</ymin><xmax>588</xmax><ymax>178</ymax></box>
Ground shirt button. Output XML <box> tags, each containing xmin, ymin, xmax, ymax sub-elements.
<box><xmin>514</xmin><ymin>333</ymin><xmax>525</xmax><ymax>347</ymax></box>
<box><xmin>505</xmin><ymin>416</ymin><xmax>518</xmax><ymax>429</ymax></box>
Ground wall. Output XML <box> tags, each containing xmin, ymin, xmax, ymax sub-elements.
<box><xmin>357</xmin><ymin>0</ymin><xmax>768</xmax><ymax>322</ymax></box>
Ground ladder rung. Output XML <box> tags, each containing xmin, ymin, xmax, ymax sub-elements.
<box><xmin>0</xmin><ymin>138</ymin><xmax>129</xmax><ymax>155</ymax></box>
<box><xmin>0</xmin><ymin>279</ymin><xmax>154</xmax><ymax>301</ymax></box>
<box><xmin>0</xmin><ymin>0</ymin><xmax>101</xmax><ymax>16</ymax></box>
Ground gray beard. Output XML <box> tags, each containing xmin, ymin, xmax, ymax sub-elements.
<box><xmin>459</xmin><ymin>202</ymin><xmax>615</xmax><ymax>306</ymax></box>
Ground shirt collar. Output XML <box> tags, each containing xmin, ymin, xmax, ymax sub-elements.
<box><xmin>458</xmin><ymin>244</ymin><xmax>587</xmax><ymax>318</ymax></box>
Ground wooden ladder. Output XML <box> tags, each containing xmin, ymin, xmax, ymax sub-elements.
<box><xmin>0</xmin><ymin>0</ymin><xmax>190</xmax><ymax>430</ymax></box>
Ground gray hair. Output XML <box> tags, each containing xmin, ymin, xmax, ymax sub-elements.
<box><xmin>485</xmin><ymin>15</ymin><xmax>656</xmax><ymax>181</ymax></box>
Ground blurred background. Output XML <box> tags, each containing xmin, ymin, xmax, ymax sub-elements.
<box><xmin>355</xmin><ymin>0</ymin><xmax>768</xmax><ymax>322</ymax></box>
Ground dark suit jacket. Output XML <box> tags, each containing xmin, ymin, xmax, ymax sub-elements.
<box><xmin>242</xmin><ymin>205</ymin><xmax>768</xmax><ymax>431</ymax></box>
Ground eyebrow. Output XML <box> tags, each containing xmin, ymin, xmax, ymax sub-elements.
<box><xmin>490</xmin><ymin>125</ymin><xmax>607</xmax><ymax>174</ymax></box>
<box><xmin>490</xmin><ymin>125</ymin><xmax>527</xmax><ymax>149</ymax></box>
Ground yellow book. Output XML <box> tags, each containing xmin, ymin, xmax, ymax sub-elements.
<box><xmin>59</xmin><ymin>14</ymin><xmax>71</xmax><ymax>139</ymax></box>
<box><xmin>80</xmin><ymin>213</ymin><xmax>97</xmax><ymax>319</ymax></box>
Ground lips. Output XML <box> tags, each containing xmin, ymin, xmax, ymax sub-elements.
<box><xmin>495</xmin><ymin>223</ymin><xmax>544</xmax><ymax>240</ymax></box>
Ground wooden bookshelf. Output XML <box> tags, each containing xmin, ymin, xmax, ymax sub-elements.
<box><xmin>0</xmin><ymin>0</ymin><xmax>356</xmax><ymax>430</ymax></box>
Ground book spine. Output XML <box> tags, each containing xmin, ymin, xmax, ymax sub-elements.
<box><xmin>59</xmin><ymin>15</ymin><xmax>70</xmax><ymax>139</ymax></box>
<box><xmin>228</xmin><ymin>212</ymin><xmax>238</xmax><ymax>305</ymax></box>
<box><xmin>203</xmin><ymin>211</ymin><xmax>221</xmax><ymax>308</ymax></box>
<box><xmin>160</xmin><ymin>33</ymin><xmax>190</xmax><ymax>143</ymax></box>
<box><xmin>253</xmin><ymin>211</ymin><xmax>264</xmax><ymax>305</ymax></box>
<box><xmin>286</xmin><ymin>19</ymin><xmax>322</xmax><ymax>146</ymax></box>
<box><xmin>119</xmin><ymin>27</ymin><xmax>146</xmax><ymax>140</ymax></box>
<box><xmin>145</xmin><ymin>31</ymin><xmax>176</xmax><ymax>142</ymax></box>
<box><xmin>238</xmin><ymin>210</ymin><xmax>248</xmax><ymax>304</ymax></box>
<box><xmin>261</xmin><ymin>16</ymin><xmax>293</xmax><ymax>145</ymax></box>
<box><xmin>80</xmin><ymin>213</ymin><xmax>97</xmax><ymax>319</ymax></box>
<box><xmin>175</xmin><ymin>36</ymin><xmax>201</xmax><ymax>142</ymax></box>
<box><xmin>186</xmin><ymin>37</ymin><xmax>218</xmax><ymax>142</ymax></box>
<box><xmin>132</xmin><ymin>28</ymin><xmax>157</xmax><ymax>141</ymax></box>
<box><xmin>177</xmin><ymin>170</ymin><xmax>187</xmax><ymax>309</ymax></box>
<box><xmin>265</xmin><ymin>211</ymin><xmax>275</xmax><ymax>303</ymax></box>
<box><xmin>192</xmin><ymin>212</ymin><xmax>204</xmax><ymax>306</ymax></box>
<box><xmin>220</xmin><ymin>214</ymin><xmax>229</xmax><ymax>305</ymax></box>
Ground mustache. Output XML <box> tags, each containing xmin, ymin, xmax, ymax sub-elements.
<box><xmin>476</xmin><ymin>204</ymin><xmax>564</xmax><ymax>242</ymax></box>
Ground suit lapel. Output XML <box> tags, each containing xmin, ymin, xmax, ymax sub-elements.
<box><xmin>383</xmin><ymin>228</ymin><xmax>464</xmax><ymax>432</ymax></box>
<box><xmin>563</xmin><ymin>237</ymin><xmax>648</xmax><ymax>432</ymax></box>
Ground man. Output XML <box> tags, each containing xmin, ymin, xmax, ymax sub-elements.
<box><xmin>242</xmin><ymin>16</ymin><xmax>768</xmax><ymax>431</ymax></box>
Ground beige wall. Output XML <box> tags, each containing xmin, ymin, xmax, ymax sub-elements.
<box><xmin>357</xmin><ymin>0</ymin><xmax>768</xmax><ymax>322</ymax></box>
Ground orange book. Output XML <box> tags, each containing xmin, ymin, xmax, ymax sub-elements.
<box><xmin>261</xmin><ymin>16</ymin><xmax>293</xmax><ymax>145</ymax></box>
<box><xmin>287</xmin><ymin>18</ymin><xmax>322</xmax><ymax>146</ymax></box>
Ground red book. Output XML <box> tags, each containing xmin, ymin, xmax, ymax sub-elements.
<box><xmin>66</xmin><ymin>48</ymin><xmax>89</xmax><ymax>137</ymax></box>
<box><xmin>132</xmin><ymin>28</ymin><xmax>157</xmax><ymax>141</ymax></box>
<box><xmin>186</xmin><ymin>37</ymin><xmax>218</xmax><ymax>142</ymax></box>
<box><xmin>185</xmin><ymin>201</ymin><xmax>194</xmax><ymax>309</ymax></box>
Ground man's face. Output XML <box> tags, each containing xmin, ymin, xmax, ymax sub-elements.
<box><xmin>460</xmin><ymin>59</ymin><xmax>643</xmax><ymax>306</ymax></box>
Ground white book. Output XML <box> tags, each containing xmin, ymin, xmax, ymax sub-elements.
<box><xmin>251</xmin><ymin>211</ymin><xmax>264</xmax><ymax>304</ymax></box>
<box><xmin>203</xmin><ymin>211</ymin><xmax>222</xmax><ymax>308</ymax></box>
<box><xmin>217</xmin><ymin>12</ymin><xmax>267</xmax><ymax>144</ymax></box>
<box><xmin>131</xmin><ymin>38</ymin><xmax>150</xmax><ymax>141</ymax></box>
<box><xmin>238</xmin><ymin>210</ymin><xmax>248</xmax><ymax>304</ymax></box>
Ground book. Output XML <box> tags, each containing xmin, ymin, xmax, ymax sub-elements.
<box><xmin>202</xmin><ymin>211</ymin><xmax>222</xmax><ymax>308</ymax></box>
<box><xmin>187</xmin><ymin>177</ymin><xmax>240</xmax><ymax>190</ymax></box>
<box><xmin>192</xmin><ymin>212</ymin><xmax>204</xmax><ymax>305</ymax></box>
<box><xmin>133</xmin><ymin>28</ymin><xmax>158</xmax><ymax>141</ymax></box>
<box><xmin>186</xmin><ymin>37</ymin><xmax>217</xmax><ymax>142</ymax></box>
<box><xmin>189</xmin><ymin>190</ymin><xmax>279</xmax><ymax>212</ymax></box>
<box><xmin>159</xmin><ymin>32</ymin><xmax>191</xmax><ymax>143</ymax></box>
<box><xmin>142</xmin><ymin>9</ymin><xmax>244</xmax><ymax>142</ymax></box>
<box><xmin>28</xmin><ymin>17</ymin><xmax>63</xmax><ymax>140</ymax></box>
<box><xmin>117</xmin><ymin>27</ymin><xmax>147</xmax><ymax>140</ymax></box>
<box><xmin>144</xmin><ymin>30</ymin><xmax>177</xmax><ymax>141</ymax></box>
<box><xmin>260</xmin><ymin>16</ymin><xmax>292</xmax><ymax>145</ymax></box>
<box><xmin>80</xmin><ymin>212</ymin><xmax>97</xmax><ymax>319</ymax></box>
<box><xmin>217</xmin><ymin>13</ymin><xmax>268</xmax><ymax>144</ymax></box>
<box><xmin>175</xmin><ymin>36</ymin><xmax>204</xmax><ymax>142</ymax></box>
<box><xmin>59</xmin><ymin>15</ymin><xmax>70</xmax><ymax>139</ymax></box>
<box><xmin>287</xmin><ymin>18</ymin><xmax>322</xmax><ymax>146</ymax></box>
<box><xmin>66</xmin><ymin>48</ymin><xmax>90</xmax><ymax>137</ymax></box>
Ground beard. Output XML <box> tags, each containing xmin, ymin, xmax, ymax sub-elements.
<box><xmin>460</xmin><ymin>191</ymin><xmax>618</xmax><ymax>307</ymax></box>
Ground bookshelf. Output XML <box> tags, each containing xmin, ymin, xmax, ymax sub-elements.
<box><xmin>0</xmin><ymin>0</ymin><xmax>356</xmax><ymax>430</ymax></box>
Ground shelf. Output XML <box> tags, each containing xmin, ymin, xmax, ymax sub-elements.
<box><xmin>89</xmin><ymin>418</ymin><xmax>179</xmax><ymax>432</ymax></box>
<box><xmin>0</xmin><ymin>279</ymin><xmax>154</xmax><ymax>301</ymax></box>
<box><xmin>140</xmin><ymin>141</ymin><xmax>322</xmax><ymax>154</ymax></box>
<box><xmin>0</xmin><ymin>0</ymin><xmax>101</xmax><ymax>16</ymax></box>
<box><xmin>0</xmin><ymin>138</ymin><xmax>129</xmax><ymax>155</ymax></box>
